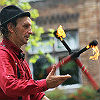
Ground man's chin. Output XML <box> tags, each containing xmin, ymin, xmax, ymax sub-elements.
<box><xmin>24</xmin><ymin>41</ymin><xmax>28</xmax><ymax>44</ymax></box>
<box><xmin>24</xmin><ymin>38</ymin><xmax>29</xmax><ymax>44</ymax></box>
<box><xmin>22</xmin><ymin>41</ymin><xmax>28</xmax><ymax>45</ymax></box>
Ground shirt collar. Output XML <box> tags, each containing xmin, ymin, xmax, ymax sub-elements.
<box><xmin>2</xmin><ymin>38</ymin><xmax>23</xmax><ymax>55</ymax></box>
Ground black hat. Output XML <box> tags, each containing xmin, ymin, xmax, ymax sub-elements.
<box><xmin>0</xmin><ymin>5</ymin><xmax>30</xmax><ymax>26</ymax></box>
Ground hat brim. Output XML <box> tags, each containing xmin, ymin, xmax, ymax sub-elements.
<box><xmin>0</xmin><ymin>11</ymin><xmax>30</xmax><ymax>26</ymax></box>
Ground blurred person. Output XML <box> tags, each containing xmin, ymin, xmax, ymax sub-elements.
<box><xmin>0</xmin><ymin>5</ymin><xmax>71</xmax><ymax>100</ymax></box>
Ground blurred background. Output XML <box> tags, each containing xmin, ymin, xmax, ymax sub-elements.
<box><xmin>0</xmin><ymin>0</ymin><xmax>100</xmax><ymax>99</ymax></box>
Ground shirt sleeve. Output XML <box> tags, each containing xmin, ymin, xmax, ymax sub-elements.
<box><xmin>0</xmin><ymin>50</ymin><xmax>48</xmax><ymax>97</ymax></box>
<box><xmin>30</xmin><ymin>92</ymin><xmax>45</xmax><ymax>100</ymax></box>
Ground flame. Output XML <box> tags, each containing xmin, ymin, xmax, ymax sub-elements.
<box><xmin>86</xmin><ymin>45</ymin><xmax>90</xmax><ymax>49</ymax></box>
<box><xmin>57</xmin><ymin>25</ymin><xmax>66</xmax><ymax>40</ymax></box>
<box><xmin>89</xmin><ymin>46</ymin><xmax>100</xmax><ymax>60</ymax></box>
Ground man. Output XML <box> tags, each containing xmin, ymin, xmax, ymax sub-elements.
<box><xmin>0</xmin><ymin>5</ymin><xmax>71</xmax><ymax>100</ymax></box>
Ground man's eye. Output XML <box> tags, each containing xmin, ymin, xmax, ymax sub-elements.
<box><xmin>23</xmin><ymin>25</ymin><xmax>29</xmax><ymax>28</ymax></box>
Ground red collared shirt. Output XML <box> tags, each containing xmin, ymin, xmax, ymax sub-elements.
<box><xmin>0</xmin><ymin>38</ymin><xmax>47</xmax><ymax>100</ymax></box>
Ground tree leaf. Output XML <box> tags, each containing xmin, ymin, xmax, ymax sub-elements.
<box><xmin>46</xmin><ymin>53</ymin><xmax>55</xmax><ymax>64</ymax></box>
<box><xmin>29</xmin><ymin>55</ymin><xmax>39</xmax><ymax>63</ymax></box>
<box><xmin>30</xmin><ymin>9</ymin><xmax>39</xmax><ymax>19</ymax></box>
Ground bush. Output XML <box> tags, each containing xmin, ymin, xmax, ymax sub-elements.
<box><xmin>45</xmin><ymin>88</ymin><xmax>67</xmax><ymax>100</ymax></box>
<box><xmin>45</xmin><ymin>86</ymin><xmax>100</xmax><ymax>100</ymax></box>
<box><xmin>68</xmin><ymin>86</ymin><xmax>100</xmax><ymax>100</ymax></box>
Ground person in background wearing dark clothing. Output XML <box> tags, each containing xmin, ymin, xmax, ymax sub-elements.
<box><xmin>0</xmin><ymin>5</ymin><xmax>71</xmax><ymax>100</ymax></box>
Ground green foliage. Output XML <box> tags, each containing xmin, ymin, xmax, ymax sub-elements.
<box><xmin>30</xmin><ymin>9</ymin><xmax>39</xmax><ymax>19</ymax></box>
<box><xmin>18</xmin><ymin>2</ymin><xmax>31</xmax><ymax>10</ymax></box>
<box><xmin>29</xmin><ymin>54</ymin><xmax>39</xmax><ymax>63</ymax></box>
<box><xmin>45</xmin><ymin>88</ymin><xmax>67</xmax><ymax>100</ymax></box>
<box><xmin>48</xmin><ymin>29</ymin><xmax>55</xmax><ymax>37</ymax></box>
<box><xmin>46</xmin><ymin>53</ymin><xmax>55</xmax><ymax>64</ymax></box>
<box><xmin>0</xmin><ymin>0</ymin><xmax>55</xmax><ymax>64</ymax></box>
<box><xmin>0</xmin><ymin>0</ymin><xmax>7</xmax><ymax>6</ymax></box>
<box><xmin>25</xmin><ymin>45</ymin><xmax>31</xmax><ymax>51</ymax></box>
<box><xmin>46</xmin><ymin>86</ymin><xmax>100</xmax><ymax>100</ymax></box>
<box><xmin>4</xmin><ymin>0</ymin><xmax>17</xmax><ymax>6</ymax></box>
<box><xmin>68</xmin><ymin>86</ymin><xmax>100</xmax><ymax>100</ymax></box>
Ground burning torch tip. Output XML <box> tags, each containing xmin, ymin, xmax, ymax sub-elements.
<box><xmin>89</xmin><ymin>40</ymin><xmax>98</xmax><ymax>46</ymax></box>
<box><xmin>54</xmin><ymin>31</ymin><xmax>60</xmax><ymax>39</ymax></box>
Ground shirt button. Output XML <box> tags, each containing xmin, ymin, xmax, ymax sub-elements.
<box><xmin>7</xmin><ymin>75</ymin><xmax>10</xmax><ymax>78</ymax></box>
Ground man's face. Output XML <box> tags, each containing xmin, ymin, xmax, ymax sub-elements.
<box><xmin>12</xmin><ymin>16</ymin><xmax>32</xmax><ymax>47</ymax></box>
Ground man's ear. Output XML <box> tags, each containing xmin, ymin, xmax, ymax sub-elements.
<box><xmin>7</xmin><ymin>22</ymin><xmax>15</xmax><ymax>33</ymax></box>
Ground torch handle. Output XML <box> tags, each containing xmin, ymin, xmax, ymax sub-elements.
<box><xmin>76</xmin><ymin>47</ymin><xmax>89</xmax><ymax>56</ymax></box>
<box><xmin>61</xmin><ymin>40</ymin><xmax>90</xmax><ymax>57</ymax></box>
<box><xmin>61</xmin><ymin>40</ymin><xmax>72</xmax><ymax>54</ymax></box>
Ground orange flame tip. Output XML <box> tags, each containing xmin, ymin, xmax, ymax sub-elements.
<box><xmin>89</xmin><ymin>46</ymin><xmax>100</xmax><ymax>60</ymax></box>
<box><xmin>57</xmin><ymin>25</ymin><xmax>66</xmax><ymax>41</ymax></box>
<box><xmin>86</xmin><ymin>45</ymin><xmax>90</xmax><ymax>49</ymax></box>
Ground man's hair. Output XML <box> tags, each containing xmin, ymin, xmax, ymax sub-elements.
<box><xmin>0</xmin><ymin>19</ymin><xmax>17</xmax><ymax>38</ymax></box>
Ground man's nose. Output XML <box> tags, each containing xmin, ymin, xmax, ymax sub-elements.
<box><xmin>28</xmin><ymin>28</ymin><xmax>33</xmax><ymax>34</ymax></box>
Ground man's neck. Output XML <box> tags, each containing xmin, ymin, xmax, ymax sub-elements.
<box><xmin>8</xmin><ymin>37</ymin><xmax>22</xmax><ymax>48</ymax></box>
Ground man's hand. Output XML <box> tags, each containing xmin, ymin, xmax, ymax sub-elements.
<box><xmin>46</xmin><ymin>65</ymin><xmax>71</xmax><ymax>89</ymax></box>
